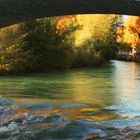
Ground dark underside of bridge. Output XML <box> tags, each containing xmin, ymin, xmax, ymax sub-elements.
<box><xmin>0</xmin><ymin>0</ymin><xmax>140</xmax><ymax>28</ymax></box>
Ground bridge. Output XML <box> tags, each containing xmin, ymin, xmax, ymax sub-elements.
<box><xmin>0</xmin><ymin>0</ymin><xmax>140</xmax><ymax>28</ymax></box>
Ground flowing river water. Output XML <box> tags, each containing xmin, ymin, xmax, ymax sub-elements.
<box><xmin>1</xmin><ymin>60</ymin><xmax>140</xmax><ymax>140</ymax></box>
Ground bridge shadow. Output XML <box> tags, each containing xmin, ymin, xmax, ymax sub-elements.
<box><xmin>0</xmin><ymin>0</ymin><xmax>140</xmax><ymax>28</ymax></box>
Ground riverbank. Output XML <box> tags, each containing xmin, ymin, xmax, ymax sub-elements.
<box><xmin>0</xmin><ymin>61</ymin><xmax>110</xmax><ymax>75</ymax></box>
<box><xmin>117</xmin><ymin>54</ymin><xmax>140</xmax><ymax>62</ymax></box>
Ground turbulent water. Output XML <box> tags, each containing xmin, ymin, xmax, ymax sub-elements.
<box><xmin>1</xmin><ymin>60</ymin><xmax>140</xmax><ymax>140</ymax></box>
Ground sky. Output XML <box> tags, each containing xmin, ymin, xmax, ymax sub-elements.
<box><xmin>123</xmin><ymin>15</ymin><xmax>128</xmax><ymax>20</ymax></box>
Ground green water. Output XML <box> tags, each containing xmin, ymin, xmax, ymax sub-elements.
<box><xmin>1</xmin><ymin>60</ymin><xmax>140</xmax><ymax>139</ymax></box>
<box><xmin>1</xmin><ymin>60</ymin><xmax>140</xmax><ymax>119</ymax></box>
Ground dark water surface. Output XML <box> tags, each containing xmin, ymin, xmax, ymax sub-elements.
<box><xmin>1</xmin><ymin>60</ymin><xmax>140</xmax><ymax>140</ymax></box>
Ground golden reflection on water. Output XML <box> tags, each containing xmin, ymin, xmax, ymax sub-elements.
<box><xmin>113</xmin><ymin>61</ymin><xmax>140</xmax><ymax>115</ymax></box>
<box><xmin>1</xmin><ymin>100</ymin><xmax>120</xmax><ymax>124</ymax></box>
<box><xmin>113</xmin><ymin>61</ymin><xmax>137</xmax><ymax>101</ymax></box>
<box><xmin>2</xmin><ymin>61</ymin><xmax>140</xmax><ymax>123</ymax></box>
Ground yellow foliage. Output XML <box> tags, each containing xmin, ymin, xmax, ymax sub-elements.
<box><xmin>119</xmin><ymin>16</ymin><xmax>140</xmax><ymax>48</ymax></box>
<box><xmin>75</xmin><ymin>14</ymin><xmax>120</xmax><ymax>46</ymax></box>
<box><xmin>56</xmin><ymin>16</ymin><xmax>76</xmax><ymax>33</ymax></box>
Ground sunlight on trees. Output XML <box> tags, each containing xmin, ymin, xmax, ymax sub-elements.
<box><xmin>117</xmin><ymin>16</ymin><xmax>140</xmax><ymax>58</ymax></box>
<box><xmin>75</xmin><ymin>14</ymin><xmax>121</xmax><ymax>46</ymax></box>
<box><xmin>0</xmin><ymin>14</ymin><xmax>122</xmax><ymax>73</ymax></box>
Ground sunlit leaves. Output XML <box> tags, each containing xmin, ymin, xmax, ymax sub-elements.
<box><xmin>75</xmin><ymin>14</ymin><xmax>121</xmax><ymax>46</ymax></box>
<box><xmin>119</xmin><ymin>16</ymin><xmax>140</xmax><ymax>49</ymax></box>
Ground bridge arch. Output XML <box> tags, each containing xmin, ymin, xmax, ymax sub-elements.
<box><xmin>0</xmin><ymin>0</ymin><xmax>140</xmax><ymax>28</ymax></box>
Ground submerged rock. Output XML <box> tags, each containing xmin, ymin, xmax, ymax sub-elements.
<box><xmin>1</xmin><ymin>113</ymin><xmax>140</xmax><ymax>140</ymax></box>
<box><xmin>0</xmin><ymin>98</ymin><xmax>18</xmax><ymax>121</ymax></box>
<box><xmin>83</xmin><ymin>133</ymin><xmax>103</xmax><ymax>140</ymax></box>
<box><xmin>1</xmin><ymin>98</ymin><xmax>140</xmax><ymax>140</ymax></box>
<box><xmin>0</xmin><ymin>98</ymin><xmax>13</xmax><ymax>106</ymax></box>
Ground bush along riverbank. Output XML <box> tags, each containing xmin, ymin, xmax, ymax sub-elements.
<box><xmin>116</xmin><ymin>54</ymin><xmax>133</xmax><ymax>62</ymax></box>
<box><xmin>116</xmin><ymin>53</ymin><xmax>140</xmax><ymax>62</ymax></box>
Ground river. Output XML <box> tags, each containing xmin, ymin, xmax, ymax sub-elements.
<box><xmin>1</xmin><ymin>60</ymin><xmax>140</xmax><ymax>140</ymax></box>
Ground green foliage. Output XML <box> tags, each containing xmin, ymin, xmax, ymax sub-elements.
<box><xmin>0</xmin><ymin>15</ymin><xmax>120</xmax><ymax>74</ymax></box>
<box><xmin>73</xmin><ymin>15</ymin><xmax>121</xmax><ymax>68</ymax></box>
<box><xmin>0</xmin><ymin>25</ymin><xmax>28</xmax><ymax>73</ymax></box>
<box><xmin>21</xmin><ymin>18</ymin><xmax>77</xmax><ymax>71</ymax></box>
<box><xmin>73</xmin><ymin>39</ymin><xmax>118</xmax><ymax>67</ymax></box>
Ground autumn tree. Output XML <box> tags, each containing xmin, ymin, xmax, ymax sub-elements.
<box><xmin>0</xmin><ymin>14</ymin><xmax>122</xmax><ymax>73</ymax></box>
<box><xmin>117</xmin><ymin>16</ymin><xmax>140</xmax><ymax>56</ymax></box>
<box><xmin>75</xmin><ymin>14</ymin><xmax>121</xmax><ymax>46</ymax></box>
<box><xmin>73</xmin><ymin>14</ymin><xmax>121</xmax><ymax>66</ymax></box>
<box><xmin>0</xmin><ymin>24</ymin><xmax>28</xmax><ymax>73</ymax></box>
<box><xmin>22</xmin><ymin>17</ymin><xmax>80</xmax><ymax>71</ymax></box>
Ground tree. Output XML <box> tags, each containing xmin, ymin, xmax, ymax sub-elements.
<box><xmin>0</xmin><ymin>24</ymin><xmax>28</xmax><ymax>73</ymax></box>
<box><xmin>117</xmin><ymin>16</ymin><xmax>140</xmax><ymax>56</ymax></box>
<box><xmin>22</xmin><ymin>17</ymin><xmax>79</xmax><ymax>71</ymax></box>
<box><xmin>0</xmin><ymin>15</ymin><xmax>122</xmax><ymax>73</ymax></box>
<box><xmin>73</xmin><ymin>14</ymin><xmax>121</xmax><ymax>66</ymax></box>
<box><xmin>75</xmin><ymin>14</ymin><xmax>121</xmax><ymax>46</ymax></box>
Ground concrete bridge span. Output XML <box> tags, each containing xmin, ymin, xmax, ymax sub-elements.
<box><xmin>0</xmin><ymin>0</ymin><xmax>140</xmax><ymax>28</ymax></box>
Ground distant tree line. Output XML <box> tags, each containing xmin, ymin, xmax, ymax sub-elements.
<box><xmin>117</xmin><ymin>16</ymin><xmax>140</xmax><ymax>61</ymax></box>
<box><xmin>0</xmin><ymin>15</ymin><xmax>121</xmax><ymax>74</ymax></box>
